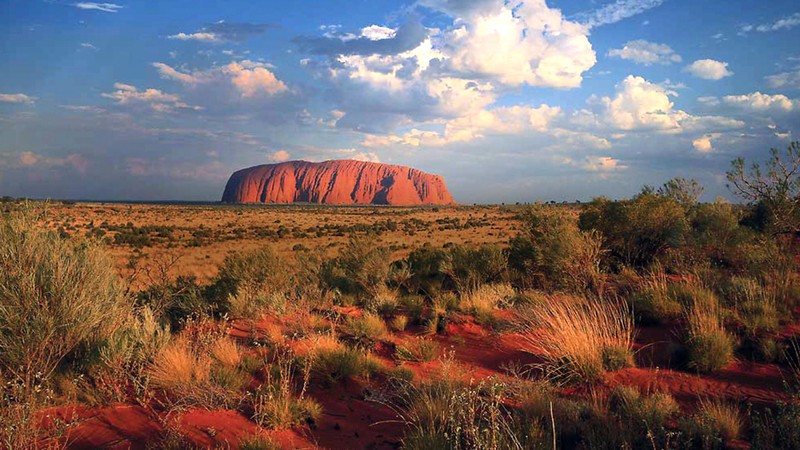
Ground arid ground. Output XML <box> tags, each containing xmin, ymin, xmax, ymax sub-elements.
<box><xmin>3</xmin><ymin>193</ymin><xmax>800</xmax><ymax>450</ymax></box>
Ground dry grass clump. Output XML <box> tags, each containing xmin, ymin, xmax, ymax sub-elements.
<box><xmin>149</xmin><ymin>335</ymin><xmax>248</xmax><ymax>408</ymax></box>
<box><xmin>697</xmin><ymin>399</ymin><xmax>742</xmax><ymax>442</ymax></box>
<box><xmin>390</xmin><ymin>315</ymin><xmax>409</xmax><ymax>332</ymax></box>
<box><xmin>346</xmin><ymin>312</ymin><xmax>389</xmax><ymax>346</ymax></box>
<box><xmin>683</xmin><ymin>289</ymin><xmax>735</xmax><ymax>373</ymax></box>
<box><xmin>459</xmin><ymin>283</ymin><xmax>516</xmax><ymax>320</ymax></box>
<box><xmin>518</xmin><ymin>296</ymin><xmax>635</xmax><ymax>384</ymax></box>
<box><xmin>396</xmin><ymin>337</ymin><xmax>440</xmax><ymax>362</ymax></box>
<box><xmin>310</xmin><ymin>339</ymin><xmax>383</xmax><ymax>384</ymax></box>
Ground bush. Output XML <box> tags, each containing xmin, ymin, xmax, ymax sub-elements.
<box><xmin>0</xmin><ymin>206</ymin><xmax>130</xmax><ymax>385</ymax></box>
<box><xmin>518</xmin><ymin>297</ymin><xmax>635</xmax><ymax>384</ymax></box>
<box><xmin>724</xmin><ymin>277</ymin><xmax>780</xmax><ymax>335</ymax></box>
<box><xmin>206</xmin><ymin>247</ymin><xmax>290</xmax><ymax>317</ymax></box>
<box><xmin>750</xmin><ymin>401</ymin><xmax>800</xmax><ymax>450</ymax></box>
<box><xmin>396</xmin><ymin>338</ymin><xmax>440</xmax><ymax>362</ymax></box>
<box><xmin>440</xmin><ymin>244</ymin><xmax>507</xmax><ymax>294</ymax></box>
<box><xmin>321</xmin><ymin>237</ymin><xmax>391</xmax><ymax>300</ymax></box>
<box><xmin>686</xmin><ymin>399</ymin><xmax>742</xmax><ymax>445</ymax></box>
<box><xmin>579</xmin><ymin>189</ymin><xmax>689</xmax><ymax>268</ymax></box>
<box><xmin>683</xmin><ymin>291</ymin><xmax>735</xmax><ymax>373</ymax></box>
<box><xmin>508</xmin><ymin>205</ymin><xmax>604</xmax><ymax>293</ymax></box>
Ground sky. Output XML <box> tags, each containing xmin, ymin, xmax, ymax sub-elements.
<box><xmin>0</xmin><ymin>0</ymin><xmax>798</xmax><ymax>203</ymax></box>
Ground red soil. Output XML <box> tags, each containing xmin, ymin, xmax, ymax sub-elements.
<box><xmin>55</xmin><ymin>314</ymin><xmax>794</xmax><ymax>449</ymax></box>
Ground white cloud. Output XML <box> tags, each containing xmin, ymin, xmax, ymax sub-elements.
<box><xmin>80</xmin><ymin>42</ymin><xmax>98</xmax><ymax>50</ymax></box>
<box><xmin>683</xmin><ymin>59</ymin><xmax>733</xmax><ymax>80</ymax></box>
<box><xmin>72</xmin><ymin>2</ymin><xmax>123</xmax><ymax>13</ymax></box>
<box><xmin>352</xmin><ymin>151</ymin><xmax>380</xmax><ymax>163</ymax></box>
<box><xmin>268</xmin><ymin>150</ymin><xmax>291</xmax><ymax>162</ymax></box>
<box><xmin>607</xmin><ymin>40</ymin><xmax>681</xmax><ymax>65</ymax></box>
<box><xmin>575</xmin><ymin>0</ymin><xmax>666</xmax><ymax>28</ymax></box>
<box><xmin>153</xmin><ymin>61</ymin><xmax>288</xmax><ymax>97</ymax></box>
<box><xmin>441</xmin><ymin>1</ymin><xmax>596</xmax><ymax>88</ymax></box>
<box><xmin>101</xmin><ymin>83</ymin><xmax>200</xmax><ymax>112</ymax></box>
<box><xmin>744</xmin><ymin>13</ymin><xmax>800</xmax><ymax>33</ymax></box>
<box><xmin>766</xmin><ymin>68</ymin><xmax>800</xmax><ymax>89</ymax></box>
<box><xmin>360</xmin><ymin>25</ymin><xmax>396</xmax><ymax>40</ymax></box>
<box><xmin>598</xmin><ymin>75</ymin><xmax>681</xmax><ymax>130</ymax></box>
<box><xmin>692</xmin><ymin>134</ymin><xmax>719</xmax><ymax>153</ymax></box>
<box><xmin>721</xmin><ymin>92</ymin><xmax>796</xmax><ymax>113</ymax></box>
<box><xmin>0</xmin><ymin>93</ymin><xmax>36</xmax><ymax>104</ymax></box>
<box><xmin>582</xmin><ymin>156</ymin><xmax>626</xmax><ymax>171</ymax></box>
<box><xmin>168</xmin><ymin>32</ymin><xmax>220</xmax><ymax>43</ymax></box>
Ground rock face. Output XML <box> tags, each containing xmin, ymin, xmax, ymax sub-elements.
<box><xmin>221</xmin><ymin>160</ymin><xmax>456</xmax><ymax>206</ymax></box>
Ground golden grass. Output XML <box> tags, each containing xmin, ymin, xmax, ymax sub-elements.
<box><xmin>683</xmin><ymin>290</ymin><xmax>734</xmax><ymax>373</ymax></box>
<box><xmin>150</xmin><ymin>338</ymin><xmax>211</xmax><ymax>390</ymax></box>
<box><xmin>211</xmin><ymin>337</ymin><xmax>243</xmax><ymax>368</ymax></box>
<box><xmin>460</xmin><ymin>283</ymin><xmax>516</xmax><ymax>317</ymax></box>
<box><xmin>697</xmin><ymin>398</ymin><xmax>742</xmax><ymax>442</ymax></box>
<box><xmin>518</xmin><ymin>296</ymin><xmax>635</xmax><ymax>384</ymax></box>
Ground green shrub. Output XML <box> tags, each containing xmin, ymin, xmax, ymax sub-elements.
<box><xmin>440</xmin><ymin>244</ymin><xmax>507</xmax><ymax>294</ymax></box>
<box><xmin>627</xmin><ymin>268</ymin><xmax>683</xmax><ymax>324</ymax></box>
<box><xmin>683</xmin><ymin>291</ymin><xmax>735</xmax><ymax>373</ymax></box>
<box><xmin>750</xmin><ymin>401</ymin><xmax>800</xmax><ymax>450</ymax></box>
<box><xmin>579</xmin><ymin>189</ymin><xmax>689</xmax><ymax>268</ymax></box>
<box><xmin>508</xmin><ymin>205</ymin><xmax>604</xmax><ymax>293</ymax></box>
<box><xmin>0</xmin><ymin>206</ymin><xmax>130</xmax><ymax>385</ymax></box>
<box><xmin>321</xmin><ymin>237</ymin><xmax>391</xmax><ymax>300</ymax></box>
<box><xmin>239</xmin><ymin>434</ymin><xmax>280</xmax><ymax>450</ymax></box>
<box><xmin>724</xmin><ymin>276</ymin><xmax>779</xmax><ymax>335</ymax></box>
<box><xmin>206</xmin><ymin>247</ymin><xmax>290</xmax><ymax>317</ymax></box>
<box><xmin>312</xmin><ymin>345</ymin><xmax>381</xmax><ymax>384</ymax></box>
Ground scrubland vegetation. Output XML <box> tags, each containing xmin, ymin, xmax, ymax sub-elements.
<box><xmin>2</xmin><ymin>143</ymin><xmax>800</xmax><ymax>449</ymax></box>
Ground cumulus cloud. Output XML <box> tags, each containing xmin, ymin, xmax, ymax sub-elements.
<box><xmin>598</xmin><ymin>75</ymin><xmax>681</xmax><ymax>130</ymax></box>
<box><xmin>153</xmin><ymin>61</ymin><xmax>288</xmax><ymax>97</ymax></box>
<box><xmin>766</xmin><ymin>67</ymin><xmax>800</xmax><ymax>89</ymax></box>
<box><xmin>594</xmin><ymin>75</ymin><xmax>744</xmax><ymax>133</ymax></box>
<box><xmin>0</xmin><ymin>93</ymin><xmax>36</xmax><ymax>104</ymax></box>
<box><xmin>101</xmin><ymin>83</ymin><xmax>200</xmax><ymax>112</ymax></box>
<box><xmin>574</xmin><ymin>0</ymin><xmax>666</xmax><ymax>28</ymax></box>
<box><xmin>692</xmin><ymin>134</ymin><xmax>719</xmax><ymax>153</ymax></box>
<box><xmin>683</xmin><ymin>59</ymin><xmax>733</xmax><ymax>80</ymax></box>
<box><xmin>169</xmin><ymin>21</ymin><xmax>273</xmax><ymax>43</ymax></box>
<box><xmin>607</xmin><ymin>40</ymin><xmax>681</xmax><ymax>65</ymax></box>
<box><xmin>721</xmin><ymin>92</ymin><xmax>796</xmax><ymax>113</ymax></box>
<box><xmin>72</xmin><ymin>2</ymin><xmax>122</xmax><ymax>12</ymax></box>
<box><xmin>440</xmin><ymin>0</ymin><xmax>596</xmax><ymax>88</ymax></box>
<box><xmin>268</xmin><ymin>150</ymin><xmax>291</xmax><ymax>162</ymax></box>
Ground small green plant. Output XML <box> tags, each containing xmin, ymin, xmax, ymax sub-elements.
<box><xmin>683</xmin><ymin>291</ymin><xmax>735</xmax><ymax>373</ymax></box>
<box><xmin>253</xmin><ymin>354</ymin><xmax>321</xmax><ymax>429</ymax></box>
<box><xmin>239</xmin><ymin>434</ymin><xmax>280</xmax><ymax>450</ymax></box>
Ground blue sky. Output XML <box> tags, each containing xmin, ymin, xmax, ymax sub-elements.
<box><xmin>0</xmin><ymin>0</ymin><xmax>798</xmax><ymax>203</ymax></box>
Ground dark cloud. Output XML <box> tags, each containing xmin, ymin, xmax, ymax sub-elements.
<box><xmin>293</xmin><ymin>21</ymin><xmax>426</xmax><ymax>56</ymax></box>
<box><xmin>201</xmin><ymin>22</ymin><xmax>275</xmax><ymax>42</ymax></box>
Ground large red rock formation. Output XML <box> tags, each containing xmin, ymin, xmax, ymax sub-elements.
<box><xmin>221</xmin><ymin>160</ymin><xmax>456</xmax><ymax>206</ymax></box>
